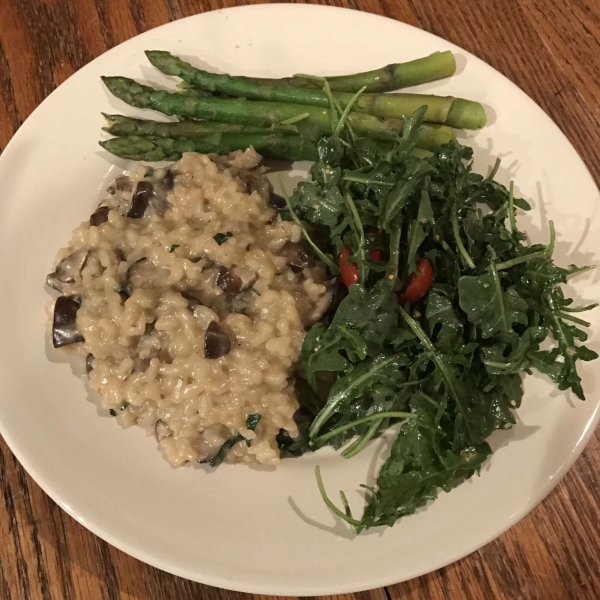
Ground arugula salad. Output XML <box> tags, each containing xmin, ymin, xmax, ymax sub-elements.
<box><xmin>279</xmin><ymin>108</ymin><xmax>597</xmax><ymax>531</ymax></box>
<box><xmin>98</xmin><ymin>50</ymin><xmax>598</xmax><ymax>532</ymax></box>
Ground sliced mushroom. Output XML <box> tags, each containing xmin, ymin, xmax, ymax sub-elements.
<box><xmin>107</xmin><ymin>175</ymin><xmax>132</xmax><ymax>195</ymax></box>
<box><xmin>268</xmin><ymin>192</ymin><xmax>287</xmax><ymax>209</ymax></box>
<box><xmin>128</xmin><ymin>181</ymin><xmax>154</xmax><ymax>218</ymax></box>
<box><xmin>279</xmin><ymin>240</ymin><xmax>315</xmax><ymax>269</ymax></box>
<box><xmin>120</xmin><ymin>258</ymin><xmax>154</xmax><ymax>298</ymax></box>
<box><xmin>46</xmin><ymin>250</ymin><xmax>88</xmax><ymax>292</ymax></box>
<box><xmin>154</xmin><ymin>420</ymin><xmax>172</xmax><ymax>442</ymax></box>
<box><xmin>204</xmin><ymin>321</ymin><xmax>231</xmax><ymax>359</ymax></box>
<box><xmin>216</xmin><ymin>266</ymin><xmax>243</xmax><ymax>295</ymax></box>
<box><xmin>90</xmin><ymin>205</ymin><xmax>110</xmax><ymax>227</ymax></box>
<box><xmin>215</xmin><ymin>266</ymin><xmax>258</xmax><ymax>296</ymax></box>
<box><xmin>120</xmin><ymin>259</ymin><xmax>143</xmax><ymax>298</ymax></box>
<box><xmin>238</xmin><ymin>170</ymin><xmax>272</xmax><ymax>203</ymax></box>
<box><xmin>276</xmin><ymin>428</ymin><xmax>294</xmax><ymax>450</ymax></box>
<box><xmin>152</xmin><ymin>191</ymin><xmax>171</xmax><ymax>215</ymax></box>
<box><xmin>52</xmin><ymin>295</ymin><xmax>84</xmax><ymax>348</ymax></box>
<box><xmin>306</xmin><ymin>289</ymin><xmax>335</xmax><ymax>325</ymax></box>
<box><xmin>161</xmin><ymin>170</ymin><xmax>175</xmax><ymax>191</ymax></box>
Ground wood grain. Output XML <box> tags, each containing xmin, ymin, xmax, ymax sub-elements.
<box><xmin>1</xmin><ymin>1</ymin><xmax>599</xmax><ymax>598</ymax></box>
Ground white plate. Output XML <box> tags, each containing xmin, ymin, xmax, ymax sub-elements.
<box><xmin>0</xmin><ymin>4</ymin><xmax>599</xmax><ymax>595</ymax></box>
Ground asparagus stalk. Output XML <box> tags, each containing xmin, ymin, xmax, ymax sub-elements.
<box><xmin>102</xmin><ymin>76</ymin><xmax>406</xmax><ymax>139</ymax></box>
<box><xmin>99</xmin><ymin>134</ymin><xmax>319</xmax><ymax>161</ymax></box>
<box><xmin>146</xmin><ymin>51</ymin><xmax>485</xmax><ymax>129</ymax></box>
<box><xmin>102</xmin><ymin>114</ymin><xmax>454</xmax><ymax>149</ymax></box>
<box><xmin>183</xmin><ymin>51</ymin><xmax>456</xmax><ymax>93</ymax></box>
<box><xmin>100</xmin><ymin>123</ymin><xmax>454</xmax><ymax>162</ymax></box>
<box><xmin>102</xmin><ymin>114</ymin><xmax>288</xmax><ymax>137</ymax></box>
<box><xmin>288</xmin><ymin>51</ymin><xmax>457</xmax><ymax>92</ymax></box>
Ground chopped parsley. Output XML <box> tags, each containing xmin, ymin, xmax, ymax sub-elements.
<box><xmin>213</xmin><ymin>232</ymin><xmax>233</xmax><ymax>245</ymax></box>
<box><xmin>210</xmin><ymin>414</ymin><xmax>261</xmax><ymax>467</ymax></box>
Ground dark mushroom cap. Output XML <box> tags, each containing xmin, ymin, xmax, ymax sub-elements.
<box><xmin>128</xmin><ymin>181</ymin><xmax>154</xmax><ymax>218</ymax></box>
<box><xmin>268</xmin><ymin>192</ymin><xmax>286</xmax><ymax>209</ymax></box>
<box><xmin>161</xmin><ymin>170</ymin><xmax>175</xmax><ymax>191</ymax></box>
<box><xmin>90</xmin><ymin>206</ymin><xmax>110</xmax><ymax>227</ymax></box>
<box><xmin>52</xmin><ymin>295</ymin><xmax>84</xmax><ymax>348</ymax></box>
<box><xmin>46</xmin><ymin>250</ymin><xmax>88</xmax><ymax>292</ymax></box>
<box><xmin>120</xmin><ymin>258</ymin><xmax>148</xmax><ymax>298</ymax></box>
<box><xmin>204</xmin><ymin>321</ymin><xmax>231</xmax><ymax>359</ymax></box>
<box><xmin>276</xmin><ymin>428</ymin><xmax>294</xmax><ymax>450</ymax></box>
<box><xmin>279</xmin><ymin>240</ymin><xmax>316</xmax><ymax>269</ymax></box>
<box><xmin>215</xmin><ymin>266</ymin><xmax>243</xmax><ymax>295</ymax></box>
<box><xmin>107</xmin><ymin>175</ymin><xmax>132</xmax><ymax>195</ymax></box>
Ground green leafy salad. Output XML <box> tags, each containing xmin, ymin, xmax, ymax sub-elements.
<box><xmin>279</xmin><ymin>107</ymin><xmax>597</xmax><ymax>532</ymax></box>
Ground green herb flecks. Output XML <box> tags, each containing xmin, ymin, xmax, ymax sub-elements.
<box><xmin>213</xmin><ymin>232</ymin><xmax>233</xmax><ymax>245</ymax></box>
<box><xmin>210</xmin><ymin>414</ymin><xmax>262</xmax><ymax>467</ymax></box>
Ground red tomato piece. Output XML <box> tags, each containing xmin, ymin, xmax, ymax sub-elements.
<box><xmin>399</xmin><ymin>258</ymin><xmax>433</xmax><ymax>305</ymax></box>
<box><xmin>339</xmin><ymin>246</ymin><xmax>359</xmax><ymax>288</ymax></box>
<box><xmin>369</xmin><ymin>248</ymin><xmax>383</xmax><ymax>262</ymax></box>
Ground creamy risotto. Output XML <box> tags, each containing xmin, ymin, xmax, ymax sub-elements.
<box><xmin>47</xmin><ymin>149</ymin><xmax>334</xmax><ymax>466</ymax></box>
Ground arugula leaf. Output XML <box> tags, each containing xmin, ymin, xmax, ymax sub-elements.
<box><xmin>308</xmin><ymin>353</ymin><xmax>409</xmax><ymax>439</ymax></box>
<box><xmin>458</xmin><ymin>270</ymin><xmax>528</xmax><ymax>338</ymax></box>
<box><xmin>329</xmin><ymin>280</ymin><xmax>400</xmax><ymax>355</ymax></box>
<box><xmin>406</xmin><ymin>189</ymin><xmax>434</xmax><ymax>274</ymax></box>
<box><xmin>300</xmin><ymin>323</ymin><xmax>355</xmax><ymax>387</ymax></box>
<box><xmin>379</xmin><ymin>159</ymin><xmax>435</xmax><ymax>231</ymax></box>
<box><xmin>359</xmin><ymin>404</ymin><xmax>491</xmax><ymax>529</ymax></box>
<box><xmin>425</xmin><ymin>290</ymin><xmax>463</xmax><ymax>353</ymax></box>
<box><xmin>480</xmin><ymin>326</ymin><xmax>547</xmax><ymax>375</ymax></box>
<box><xmin>290</xmin><ymin>182</ymin><xmax>347</xmax><ymax>231</ymax></box>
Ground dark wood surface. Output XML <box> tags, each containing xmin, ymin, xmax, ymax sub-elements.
<box><xmin>1</xmin><ymin>1</ymin><xmax>599</xmax><ymax>598</ymax></box>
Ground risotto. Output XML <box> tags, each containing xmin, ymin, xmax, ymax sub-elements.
<box><xmin>47</xmin><ymin>149</ymin><xmax>334</xmax><ymax>466</ymax></box>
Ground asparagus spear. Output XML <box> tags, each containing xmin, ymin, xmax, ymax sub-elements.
<box><xmin>102</xmin><ymin>114</ymin><xmax>288</xmax><ymax>137</ymax></box>
<box><xmin>102</xmin><ymin>76</ymin><xmax>409</xmax><ymax>139</ymax></box>
<box><xmin>102</xmin><ymin>114</ymin><xmax>454</xmax><ymax>150</ymax></box>
<box><xmin>99</xmin><ymin>134</ymin><xmax>319</xmax><ymax>161</ymax></box>
<box><xmin>183</xmin><ymin>52</ymin><xmax>456</xmax><ymax>93</ymax></box>
<box><xmin>99</xmin><ymin>122</ymin><xmax>455</xmax><ymax>162</ymax></box>
<box><xmin>146</xmin><ymin>51</ymin><xmax>485</xmax><ymax>129</ymax></box>
<box><xmin>289</xmin><ymin>51</ymin><xmax>457</xmax><ymax>92</ymax></box>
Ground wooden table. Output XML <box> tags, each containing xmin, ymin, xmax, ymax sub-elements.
<box><xmin>1</xmin><ymin>0</ymin><xmax>599</xmax><ymax>598</ymax></box>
